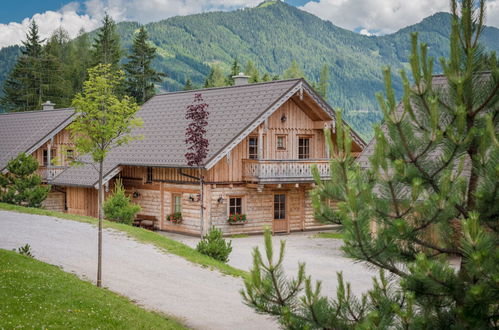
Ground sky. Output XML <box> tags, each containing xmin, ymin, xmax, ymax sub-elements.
<box><xmin>1</xmin><ymin>0</ymin><xmax>498</xmax><ymax>48</ymax></box>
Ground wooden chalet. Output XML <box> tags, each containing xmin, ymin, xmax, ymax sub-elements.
<box><xmin>2</xmin><ymin>78</ymin><xmax>366</xmax><ymax>235</ymax></box>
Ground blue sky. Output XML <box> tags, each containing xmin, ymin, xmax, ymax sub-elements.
<box><xmin>0</xmin><ymin>0</ymin><xmax>497</xmax><ymax>48</ymax></box>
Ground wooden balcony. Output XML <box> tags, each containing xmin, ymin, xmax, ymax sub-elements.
<box><xmin>37</xmin><ymin>166</ymin><xmax>67</xmax><ymax>182</ymax></box>
<box><xmin>243</xmin><ymin>159</ymin><xmax>331</xmax><ymax>183</ymax></box>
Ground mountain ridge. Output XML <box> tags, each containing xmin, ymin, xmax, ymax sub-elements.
<box><xmin>1</xmin><ymin>2</ymin><xmax>498</xmax><ymax>138</ymax></box>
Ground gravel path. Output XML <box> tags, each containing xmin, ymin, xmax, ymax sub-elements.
<box><xmin>0</xmin><ymin>211</ymin><xmax>277</xmax><ymax>330</ymax></box>
<box><xmin>162</xmin><ymin>231</ymin><xmax>377</xmax><ymax>297</ymax></box>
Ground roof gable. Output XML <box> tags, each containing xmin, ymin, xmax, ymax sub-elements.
<box><xmin>0</xmin><ymin>109</ymin><xmax>74</xmax><ymax>171</ymax></box>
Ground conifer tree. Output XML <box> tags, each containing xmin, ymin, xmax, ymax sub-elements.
<box><xmin>204</xmin><ymin>65</ymin><xmax>226</xmax><ymax>87</ymax></box>
<box><xmin>245</xmin><ymin>60</ymin><xmax>260</xmax><ymax>83</ymax></box>
<box><xmin>124</xmin><ymin>26</ymin><xmax>164</xmax><ymax>104</ymax></box>
<box><xmin>261</xmin><ymin>73</ymin><xmax>271</xmax><ymax>82</ymax></box>
<box><xmin>227</xmin><ymin>58</ymin><xmax>241</xmax><ymax>85</ymax></box>
<box><xmin>1</xmin><ymin>21</ymin><xmax>44</xmax><ymax>111</ymax></box>
<box><xmin>283</xmin><ymin>60</ymin><xmax>304</xmax><ymax>79</ymax></box>
<box><xmin>183</xmin><ymin>79</ymin><xmax>194</xmax><ymax>91</ymax></box>
<box><xmin>317</xmin><ymin>64</ymin><xmax>329</xmax><ymax>99</ymax></box>
<box><xmin>242</xmin><ymin>1</ymin><xmax>498</xmax><ymax>328</ymax></box>
<box><xmin>92</xmin><ymin>14</ymin><xmax>122</xmax><ymax>69</ymax></box>
<box><xmin>68</xmin><ymin>29</ymin><xmax>93</xmax><ymax>96</ymax></box>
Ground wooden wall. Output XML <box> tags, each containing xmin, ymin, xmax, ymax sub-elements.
<box><xmin>66</xmin><ymin>186</ymin><xmax>98</xmax><ymax>217</ymax></box>
<box><xmin>32</xmin><ymin>128</ymin><xmax>74</xmax><ymax>167</ymax></box>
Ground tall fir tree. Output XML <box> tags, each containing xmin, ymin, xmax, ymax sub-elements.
<box><xmin>245</xmin><ymin>60</ymin><xmax>260</xmax><ymax>83</ymax></box>
<box><xmin>68</xmin><ymin>29</ymin><xmax>93</xmax><ymax>96</ymax></box>
<box><xmin>317</xmin><ymin>64</ymin><xmax>329</xmax><ymax>99</ymax></box>
<box><xmin>226</xmin><ymin>58</ymin><xmax>241</xmax><ymax>85</ymax></box>
<box><xmin>242</xmin><ymin>0</ymin><xmax>499</xmax><ymax>328</ymax></box>
<box><xmin>204</xmin><ymin>65</ymin><xmax>226</xmax><ymax>88</ymax></box>
<box><xmin>92</xmin><ymin>14</ymin><xmax>122</xmax><ymax>69</ymax></box>
<box><xmin>1</xmin><ymin>21</ymin><xmax>43</xmax><ymax>111</ymax></box>
<box><xmin>124</xmin><ymin>26</ymin><xmax>164</xmax><ymax>104</ymax></box>
<box><xmin>283</xmin><ymin>59</ymin><xmax>305</xmax><ymax>79</ymax></box>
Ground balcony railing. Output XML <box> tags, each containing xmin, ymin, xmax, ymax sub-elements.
<box><xmin>37</xmin><ymin>166</ymin><xmax>67</xmax><ymax>182</ymax></box>
<box><xmin>243</xmin><ymin>159</ymin><xmax>331</xmax><ymax>183</ymax></box>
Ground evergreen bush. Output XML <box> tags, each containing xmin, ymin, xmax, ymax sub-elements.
<box><xmin>0</xmin><ymin>153</ymin><xmax>50</xmax><ymax>208</ymax></box>
<box><xmin>196</xmin><ymin>227</ymin><xmax>233</xmax><ymax>263</ymax></box>
<box><xmin>103</xmin><ymin>179</ymin><xmax>141</xmax><ymax>225</ymax></box>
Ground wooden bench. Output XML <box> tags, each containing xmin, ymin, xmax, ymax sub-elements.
<box><xmin>133</xmin><ymin>214</ymin><xmax>158</xmax><ymax>231</ymax></box>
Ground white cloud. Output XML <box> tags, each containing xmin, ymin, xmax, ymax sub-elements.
<box><xmin>0</xmin><ymin>2</ymin><xmax>99</xmax><ymax>48</ymax></box>
<box><xmin>300</xmin><ymin>0</ymin><xmax>499</xmax><ymax>34</ymax></box>
<box><xmin>0</xmin><ymin>0</ymin><xmax>261</xmax><ymax>48</ymax></box>
<box><xmin>359</xmin><ymin>28</ymin><xmax>374</xmax><ymax>36</ymax></box>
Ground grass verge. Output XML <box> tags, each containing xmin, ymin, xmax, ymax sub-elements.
<box><xmin>0</xmin><ymin>203</ymin><xmax>247</xmax><ymax>278</ymax></box>
<box><xmin>0</xmin><ymin>249</ymin><xmax>186</xmax><ymax>329</ymax></box>
<box><xmin>313</xmin><ymin>231</ymin><xmax>343</xmax><ymax>239</ymax></box>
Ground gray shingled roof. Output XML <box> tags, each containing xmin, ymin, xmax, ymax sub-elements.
<box><xmin>0</xmin><ymin>108</ymin><xmax>74</xmax><ymax>171</ymax></box>
<box><xmin>53</xmin><ymin>78</ymin><xmax>366</xmax><ymax>188</ymax></box>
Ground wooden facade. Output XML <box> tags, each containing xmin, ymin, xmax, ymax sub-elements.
<box><xmin>61</xmin><ymin>97</ymin><xmax>363</xmax><ymax>235</ymax></box>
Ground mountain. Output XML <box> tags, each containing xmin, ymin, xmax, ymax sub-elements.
<box><xmin>1</xmin><ymin>2</ymin><xmax>498</xmax><ymax>137</ymax></box>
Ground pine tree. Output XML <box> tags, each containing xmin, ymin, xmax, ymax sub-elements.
<box><xmin>183</xmin><ymin>79</ymin><xmax>194</xmax><ymax>90</ymax></box>
<box><xmin>204</xmin><ymin>65</ymin><xmax>226</xmax><ymax>88</ymax></box>
<box><xmin>261</xmin><ymin>73</ymin><xmax>271</xmax><ymax>82</ymax></box>
<box><xmin>68</xmin><ymin>29</ymin><xmax>92</xmax><ymax>96</ymax></box>
<box><xmin>283</xmin><ymin>60</ymin><xmax>304</xmax><ymax>79</ymax></box>
<box><xmin>226</xmin><ymin>58</ymin><xmax>241</xmax><ymax>85</ymax></box>
<box><xmin>1</xmin><ymin>21</ymin><xmax>44</xmax><ymax>111</ymax></box>
<box><xmin>317</xmin><ymin>64</ymin><xmax>329</xmax><ymax>99</ymax></box>
<box><xmin>242</xmin><ymin>1</ymin><xmax>499</xmax><ymax>328</ymax></box>
<box><xmin>245</xmin><ymin>60</ymin><xmax>259</xmax><ymax>83</ymax></box>
<box><xmin>92</xmin><ymin>14</ymin><xmax>122</xmax><ymax>69</ymax></box>
<box><xmin>124</xmin><ymin>26</ymin><xmax>164</xmax><ymax>104</ymax></box>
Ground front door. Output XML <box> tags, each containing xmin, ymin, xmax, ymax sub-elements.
<box><xmin>273</xmin><ymin>193</ymin><xmax>289</xmax><ymax>234</ymax></box>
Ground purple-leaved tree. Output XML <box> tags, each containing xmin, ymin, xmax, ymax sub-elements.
<box><xmin>185</xmin><ymin>93</ymin><xmax>209</xmax><ymax>237</ymax></box>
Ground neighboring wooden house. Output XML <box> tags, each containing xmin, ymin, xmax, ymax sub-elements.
<box><xmin>0</xmin><ymin>102</ymin><xmax>75</xmax><ymax>212</ymax></box>
<box><xmin>51</xmin><ymin>77</ymin><xmax>366</xmax><ymax>235</ymax></box>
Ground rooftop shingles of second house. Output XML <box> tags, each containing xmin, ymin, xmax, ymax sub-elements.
<box><xmin>52</xmin><ymin>79</ymin><xmax>303</xmax><ymax>187</ymax></box>
<box><xmin>0</xmin><ymin>108</ymin><xmax>74</xmax><ymax>171</ymax></box>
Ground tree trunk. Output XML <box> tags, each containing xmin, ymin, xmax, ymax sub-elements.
<box><xmin>97</xmin><ymin>160</ymin><xmax>104</xmax><ymax>287</ymax></box>
<box><xmin>199</xmin><ymin>167</ymin><xmax>204</xmax><ymax>239</ymax></box>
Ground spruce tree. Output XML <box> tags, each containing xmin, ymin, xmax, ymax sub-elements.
<box><xmin>92</xmin><ymin>14</ymin><xmax>122</xmax><ymax>69</ymax></box>
<box><xmin>68</xmin><ymin>29</ymin><xmax>93</xmax><ymax>96</ymax></box>
<box><xmin>124</xmin><ymin>26</ymin><xmax>164</xmax><ymax>104</ymax></box>
<box><xmin>1</xmin><ymin>21</ymin><xmax>44</xmax><ymax>111</ymax></box>
<box><xmin>204</xmin><ymin>65</ymin><xmax>226</xmax><ymax>88</ymax></box>
<box><xmin>283</xmin><ymin>60</ymin><xmax>304</xmax><ymax>79</ymax></box>
<box><xmin>227</xmin><ymin>58</ymin><xmax>241</xmax><ymax>85</ymax></box>
<box><xmin>317</xmin><ymin>64</ymin><xmax>329</xmax><ymax>99</ymax></box>
<box><xmin>183</xmin><ymin>79</ymin><xmax>194</xmax><ymax>90</ymax></box>
<box><xmin>245</xmin><ymin>60</ymin><xmax>260</xmax><ymax>83</ymax></box>
<box><xmin>242</xmin><ymin>1</ymin><xmax>498</xmax><ymax>328</ymax></box>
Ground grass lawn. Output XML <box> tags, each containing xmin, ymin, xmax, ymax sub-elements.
<box><xmin>0</xmin><ymin>203</ymin><xmax>246</xmax><ymax>278</ymax></box>
<box><xmin>0</xmin><ymin>249</ymin><xmax>185</xmax><ymax>329</ymax></box>
<box><xmin>313</xmin><ymin>231</ymin><xmax>343</xmax><ymax>239</ymax></box>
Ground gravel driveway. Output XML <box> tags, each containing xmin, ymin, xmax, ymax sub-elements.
<box><xmin>0</xmin><ymin>211</ymin><xmax>276</xmax><ymax>330</ymax></box>
<box><xmin>162</xmin><ymin>231</ymin><xmax>377</xmax><ymax>297</ymax></box>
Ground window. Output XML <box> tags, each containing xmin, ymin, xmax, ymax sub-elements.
<box><xmin>146</xmin><ymin>167</ymin><xmax>153</xmax><ymax>183</ymax></box>
<box><xmin>248</xmin><ymin>137</ymin><xmax>258</xmax><ymax>159</ymax></box>
<box><xmin>42</xmin><ymin>149</ymin><xmax>56</xmax><ymax>166</ymax></box>
<box><xmin>298</xmin><ymin>138</ymin><xmax>310</xmax><ymax>159</ymax></box>
<box><xmin>172</xmin><ymin>194</ymin><xmax>182</xmax><ymax>213</ymax></box>
<box><xmin>229</xmin><ymin>197</ymin><xmax>243</xmax><ymax>215</ymax></box>
<box><xmin>274</xmin><ymin>194</ymin><xmax>286</xmax><ymax>220</ymax></box>
<box><xmin>276</xmin><ymin>135</ymin><xmax>286</xmax><ymax>150</ymax></box>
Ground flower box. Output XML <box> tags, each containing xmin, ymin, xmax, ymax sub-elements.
<box><xmin>167</xmin><ymin>212</ymin><xmax>183</xmax><ymax>224</ymax></box>
<box><xmin>227</xmin><ymin>213</ymin><xmax>247</xmax><ymax>225</ymax></box>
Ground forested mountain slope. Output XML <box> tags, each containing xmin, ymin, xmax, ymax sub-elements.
<box><xmin>1</xmin><ymin>1</ymin><xmax>498</xmax><ymax>137</ymax></box>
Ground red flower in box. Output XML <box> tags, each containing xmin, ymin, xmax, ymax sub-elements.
<box><xmin>227</xmin><ymin>213</ymin><xmax>247</xmax><ymax>224</ymax></box>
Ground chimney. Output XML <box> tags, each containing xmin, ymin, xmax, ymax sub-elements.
<box><xmin>232</xmin><ymin>72</ymin><xmax>250</xmax><ymax>86</ymax></box>
<box><xmin>42</xmin><ymin>101</ymin><xmax>55</xmax><ymax>110</ymax></box>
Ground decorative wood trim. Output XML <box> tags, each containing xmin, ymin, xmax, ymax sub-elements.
<box><xmin>205</xmin><ymin>81</ymin><xmax>303</xmax><ymax>170</ymax></box>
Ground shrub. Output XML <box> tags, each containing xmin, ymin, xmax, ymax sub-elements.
<box><xmin>103</xmin><ymin>179</ymin><xmax>141</xmax><ymax>225</ymax></box>
<box><xmin>0</xmin><ymin>153</ymin><xmax>50</xmax><ymax>208</ymax></box>
<box><xmin>196</xmin><ymin>227</ymin><xmax>232</xmax><ymax>263</ymax></box>
<box><xmin>16</xmin><ymin>244</ymin><xmax>34</xmax><ymax>258</ymax></box>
